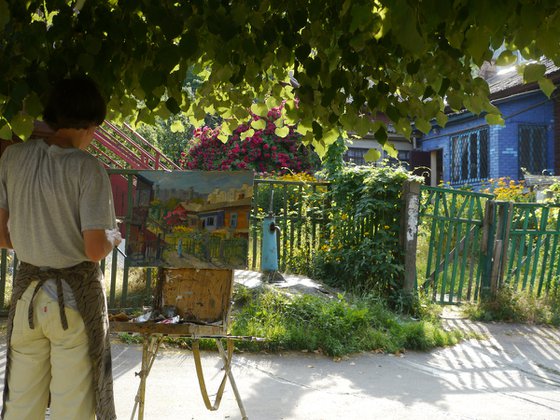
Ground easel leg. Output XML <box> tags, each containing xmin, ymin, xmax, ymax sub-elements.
<box><xmin>216</xmin><ymin>339</ymin><xmax>248</xmax><ymax>420</ymax></box>
<box><xmin>131</xmin><ymin>335</ymin><xmax>164</xmax><ymax>420</ymax></box>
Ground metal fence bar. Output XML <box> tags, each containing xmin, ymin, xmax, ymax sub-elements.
<box><xmin>448</xmin><ymin>196</ymin><xmax>470</xmax><ymax>302</ymax></box>
<box><xmin>422</xmin><ymin>190</ymin><xmax>439</xmax><ymax>290</ymax></box>
<box><xmin>432</xmin><ymin>200</ymin><xmax>447</xmax><ymax>301</ymax></box>
<box><xmin>514</xmin><ymin>208</ymin><xmax>531</xmax><ymax>289</ymax></box>
<box><xmin>296</xmin><ymin>184</ymin><xmax>303</xmax><ymax>251</ymax></box>
<box><xmin>467</xmin><ymin>225</ymin><xmax>483</xmax><ymax>300</ymax></box>
<box><xmin>109</xmin><ymin>247</ymin><xmax>118</xmax><ymax>308</ymax></box>
<box><xmin>456</xmin><ymin>199</ymin><xmax>475</xmax><ymax>301</ymax></box>
<box><xmin>250</xmin><ymin>181</ymin><xmax>260</xmax><ymax>271</ymax></box>
<box><xmin>282</xmin><ymin>183</ymin><xmax>289</xmax><ymax>272</ymax></box>
<box><xmin>537</xmin><ymin>226</ymin><xmax>552</xmax><ymax>297</ymax></box>
<box><xmin>522</xmin><ymin>232</ymin><xmax>535</xmax><ymax>291</ymax></box>
<box><xmin>529</xmin><ymin>208</ymin><xmax>548</xmax><ymax>293</ymax></box>
<box><xmin>120</xmin><ymin>173</ymin><xmax>134</xmax><ymax>307</ymax></box>
<box><xmin>439</xmin><ymin>193</ymin><xmax>457</xmax><ymax>303</ymax></box>
<box><xmin>451</xmin><ymin>193</ymin><xmax>469</xmax><ymax>302</ymax></box>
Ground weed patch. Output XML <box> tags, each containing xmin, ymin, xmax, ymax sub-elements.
<box><xmin>463</xmin><ymin>285</ymin><xmax>560</xmax><ymax>326</ymax></box>
<box><xmin>229</xmin><ymin>287</ymin><xmax>464</xmax><ymax>357</ymax></box>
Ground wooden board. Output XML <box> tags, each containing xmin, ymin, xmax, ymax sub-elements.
<box><xmin>110</xmin><ymin>321</ymin><xmax>225</xmax><ymax>336</ymax></box>
<box><xmin>162</xmin><ymin>268</ymin><xmax>233</xmax><ymax>324</ymax></box>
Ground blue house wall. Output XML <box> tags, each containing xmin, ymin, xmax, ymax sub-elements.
<box><xmin>419</xmin><ymin>91</ymin><xmax>555</xmax><ymax>187</ymax></box>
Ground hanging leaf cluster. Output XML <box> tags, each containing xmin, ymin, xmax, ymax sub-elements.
<box><xmin>1</xmin><ymin>0</ymin><xmax>560</xmax><ymax>149</ymax></box>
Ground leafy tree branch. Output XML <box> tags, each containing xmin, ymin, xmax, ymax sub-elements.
<box><xmin>1</xmin><ymin>0</ymin><xmax>559</xmax><ymax>153</ymax></box>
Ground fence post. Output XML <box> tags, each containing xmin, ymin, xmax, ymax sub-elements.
<box><xmin>480</xmin><ymin>200</ymin><xmax>496</xmax><ymax>300</ymax></box>
<box><xmin>400</xmin><ymin>180</ymin><xmax>421</xmax><ymax>295</ymax></box>
<box><xmin>489</xmin><ymin>202</ymin><xmax>514</xmax><ymax>298</ymax></box>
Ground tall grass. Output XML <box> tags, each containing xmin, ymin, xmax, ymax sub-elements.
<box><xmin>462</xmin><ymin>282</ymin><xmax>560</xmax><ymax>326</ymax></box>
<box><xmin>229</xmin><ymin>287</ymin><xmax>463</xmax><ymax>357</ymax></box>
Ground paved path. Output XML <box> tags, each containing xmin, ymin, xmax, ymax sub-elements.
<box><xmin>102</xmin><ymin>317</ymin><xmax>560</xmax><ymax>420</ymax></box>
<box><xmin>0</xmin><ymin>321</ymin><xmax>559</xmax><ymax>419</ymax></box>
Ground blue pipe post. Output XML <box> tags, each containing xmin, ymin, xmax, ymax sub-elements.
<box><xmin>261</xmin><ymin>190</ymin><xmax>283</xmax><ymax>282</ymax></box>
<box><xmin>261</xmin><ymin>215</ymin><xmax>279</xmax><ymax>272</ymax></box>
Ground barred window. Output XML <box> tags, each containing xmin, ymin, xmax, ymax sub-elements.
<box><xmin>519</xmin><ymin>124</ymin><xmax>547</xmax><ymax>177</ymax></box>
<box><xmin>343</xmin><ymin>147</ymin><xmax>367</xmax><ymax>165</ymax></box>
<box><xmin>343</xmin><ymin>147</ymin><xmax>410</xmax><ymax>166</ymax></box>
<box><xmin>450</xmin><ymin>128</ymin><xmax>489</xmax><ymax>183</ymax></box>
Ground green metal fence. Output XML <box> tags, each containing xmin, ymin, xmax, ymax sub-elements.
<box><xmin>3</xmin><ymin>176</ymin><xmax>558</xmax><ymax>311</ymax></box>
<box><xmin>417</xmin><ymin>186</ymin><xmax>560</xmax><ymax>304</ymax></box>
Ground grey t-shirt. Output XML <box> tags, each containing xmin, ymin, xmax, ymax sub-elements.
<box><xmin>0</xmin><ymin>138</ymin><xmax>116</xmax><ymax>268</ymax></box>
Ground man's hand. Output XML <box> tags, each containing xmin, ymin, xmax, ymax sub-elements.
<box><xmin>105</xmin><ymin>228</ymin><xmax>122</xmax><ymax>248</ymax></box>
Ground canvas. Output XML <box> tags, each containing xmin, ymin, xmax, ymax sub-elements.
<box><xmin>121</xmin><ymin>170</ymin><xmax>254</xmax><ymax>269</ymax></box>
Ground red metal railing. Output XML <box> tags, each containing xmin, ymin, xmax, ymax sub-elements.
<box><xmin>89</xmin><ymin>122</ymin><xmax>181</xmax><ymax>171</ymax></box>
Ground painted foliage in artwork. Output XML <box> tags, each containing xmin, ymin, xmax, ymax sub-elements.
<box><xmin>125</xmin><ymin>170</ymin><xmax>254</xmax><ymax>268</ymax></box>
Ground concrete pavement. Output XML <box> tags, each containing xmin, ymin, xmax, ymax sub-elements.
<box><xmin>104</xmin><ymin>317</ymin><xmax>560</xmax><ymax>420</ymax></box>
<box><xmin>0</xmin><ymin>317</ymin><xmax>559</xmax><ymax>419</ymax></box>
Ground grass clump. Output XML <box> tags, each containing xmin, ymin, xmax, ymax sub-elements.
<box><xmin>229</xmin><ymin>287</ymin><xmax>463</xmax><ymax>357</ymax></box>
<box><xmin>462</xmin><ymin>284</ymin><xmax>560</xmax><ymax>326</ymax></box>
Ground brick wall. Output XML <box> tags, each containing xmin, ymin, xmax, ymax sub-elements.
<box><xmin>419</xmin><ymin>91</ymin><xmax>555</xmax><ymax>186</ymax></box>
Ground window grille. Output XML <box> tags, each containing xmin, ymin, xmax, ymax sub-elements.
<box><xmin>450</xmin><ymin>127</ymin><xmax>489</xmax><ymax>183</ymax></box>
<box><xmin>519</xmin><ymin>124</ymin><xmax>547</xmax><ymax>177</ymax></box>
<box><xmin>343</xmin><ymin>147</ymin><xmax>367</xmax><ymax>165</ymax></box>
<box><xmin>343</xmin><ymin>147</ymin><xmax>410</xmax><ymax>166</ymax></box>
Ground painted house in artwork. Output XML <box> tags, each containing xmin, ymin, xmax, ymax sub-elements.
<box><xmin>417</xmin><ymin>58</ymin><xmax>560</xmax><ymax>188</ymax></box>
<box><xmin>125</xmin><ymin>170</ymin><xmax>254</xmax><ymax>269</ymax></box>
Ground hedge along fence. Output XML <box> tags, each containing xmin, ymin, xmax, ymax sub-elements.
<box><xmin>309</xmin><ymin>165</ymin><xmax>422</xmax><ymax>301</ymax></box>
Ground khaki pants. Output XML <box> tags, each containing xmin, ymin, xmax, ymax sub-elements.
<box><xmin>4</xmin><ymin>282</ymin><xmax>94</xmax><ymax>420</ymax></box>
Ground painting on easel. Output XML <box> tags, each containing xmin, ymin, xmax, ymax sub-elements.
<box><xmin>124</xmin><ymin>170</ymin><xmax>254</xmax><ymax>269</ymax></box>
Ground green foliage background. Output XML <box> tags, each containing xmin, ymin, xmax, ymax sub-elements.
<box><xmin>2</xmin><ymin>0</ymin><xmax>559</xmax><ymax>151</ymax></box>
<box><xmin>311</xmin><ymin>164</ymin><xmax>422</xmax><ymax>302</ymax></box>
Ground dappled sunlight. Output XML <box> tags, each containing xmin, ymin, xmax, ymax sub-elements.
<box><xmin>234</xmin><ymin>269</ymin><xmax>263</xmax><ymax>289</ymax></box>
<box><xmin>1</xmin><ymin>311</ymin><xmax>559</xmax><ymax>418</ymax></box>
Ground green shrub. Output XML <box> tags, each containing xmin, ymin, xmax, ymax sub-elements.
<box><xmin>310</xmin><ymin>163</ymin><xmax>422</xmax><ymax>302</ymax></box>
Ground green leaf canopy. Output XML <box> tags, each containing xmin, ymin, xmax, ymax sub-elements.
<box><xmin>1</xmin><ymin>0</ymin><xmax>560</xmax><ymax>147</ymax></box>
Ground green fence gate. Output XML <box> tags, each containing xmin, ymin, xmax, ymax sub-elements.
<box><xmin>417</xmin><ymin>186</ymin><xmax>560</xmax><ymax>304</ymax></box>
<box><xmin>417</xmin><ymin>186</ymin><xmax>494</xmax><ymax>304</ymax></box>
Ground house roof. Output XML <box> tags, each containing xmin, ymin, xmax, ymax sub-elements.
<box><xmin>438</xmin><ymin>58</ymin><xmax>560</xmax><ymax>125</ymax></box>
<box><xmin>487</xmin><ymin>58</ymin><xmax>560</xmax><ymax>100</ymax></box>
<box><xmin>523</xmin><ymin>173</ymin><xmax>560</xmax><ymax>188</ymax></box>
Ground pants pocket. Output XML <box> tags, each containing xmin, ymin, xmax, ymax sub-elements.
<box><xmin>10</xmin><ymin>297</ymin><xmax>32</xmax><ymax>347</ymax></box>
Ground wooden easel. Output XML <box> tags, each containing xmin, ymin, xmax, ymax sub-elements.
<box><xmin>111</xmin><ymin>268</ymin><xmax>254</xmax><ymax>420</ymax></box>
